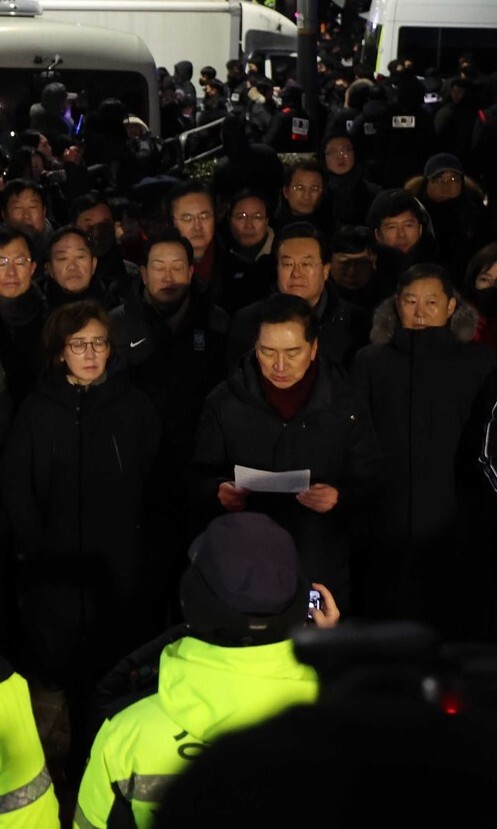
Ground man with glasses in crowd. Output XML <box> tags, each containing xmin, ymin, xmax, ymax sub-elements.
<box><xmin>227</xmin><ymin>222</ymin><xmax>370</xmax><ymax>373</ymax></box>
<box><xmin>166</xmin><ymin>180</ymin><xmax>219</xmax><ymax>292</ymax></box>
<box><xmin>273</xmin><ymin>159</ymin><xmax>331</xmax><ymax>234</ymax></box>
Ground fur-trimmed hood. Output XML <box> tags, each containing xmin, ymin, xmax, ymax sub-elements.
<box><xmin>370</xmin><ymin>293</ymin><xmax>479</xmax><ymax>345</ymax></box>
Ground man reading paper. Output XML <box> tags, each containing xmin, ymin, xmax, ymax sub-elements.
<box><xmin>188</xmin><ymin>293</ymin><xmax>383</xmax><ymax>613</ymax></box>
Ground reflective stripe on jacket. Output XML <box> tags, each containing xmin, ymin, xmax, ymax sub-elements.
<box><xmin>74</xmin><ymin>635</ymin><xmax>319</xmax><ymax>828</ymax></box>
<box><xmin>0</xmin><ymin>663</ymin><xmax>60</xmax><ymax>827</ymax></box>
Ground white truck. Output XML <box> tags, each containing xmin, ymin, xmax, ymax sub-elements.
<box><xmin>0</xmin><ymin>0</ymin><xmax>161</xmax><ymax>139</ymax></box>
<box><xmin>363</xmin><ymin>0</ymin><xmax>497</xmax><ymax>79</ymax></box>
<box><xmin>40</xmin><ymin>0</ymin><xmax>298</xmax><ymax>86</ymax></box>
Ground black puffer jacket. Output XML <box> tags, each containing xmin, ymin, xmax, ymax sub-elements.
<box><xmin>351</xmin><ymin>297</ymin><xmax>496</xmax><ymax>632</ymax></box>
<box><xmin>0</xmin><ymin>284</ymin><xmax>49</xmax><ymax>412</ymax></box>
<box><xmin>189</xmin><ymin>354</ymin><xmax>383</xmax><ymax>612</ymax></box>
<box><xmin>1</xmin><ymin>370</ymin><xmax>161</xmax><ymax>580</ymax></box>
<box><xmin>353</xmin><ymin>296</ymin><xmax>495</xmax><ymax>544</ymax></box>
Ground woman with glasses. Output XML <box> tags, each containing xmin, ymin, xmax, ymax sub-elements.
<box><xmin>319</xmin><ymin>129</ymin><xmax>381</xmax><ymax>230</ymax></box>
<box><xmin>0</xmin><ymin>298</ymin><xmax>161</xmax><ymax>780</ymax></box>
<box><xmin>404</xmin><ymin>152</ymin><xmax>494</xmax><ymax>290</ymax></box>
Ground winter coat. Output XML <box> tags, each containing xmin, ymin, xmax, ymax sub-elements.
<box><xmin>373</xmin><ymin>80</ymin><xmax>438</xmax><ymax>187</ymax></box>
<box><xmin>74</xmin><ymin>635</ymin><xmax>319</xmax><ymax>829</ymax></box>
<box><xmin>1</xmin><ymin>370</ymin><xmax>161</xmax><ymax>681</ymax></box>
<box><xmin>325</xmin><ymin>165</ymin><xmax>381</xmax><ymax>229</ymax></box>
<box><xmin>1</xmin><ymin>370</ymin><xmax>161</xmax><ymax>575</ymax></box>
<box><xmin>39</xmin><ymin>272</ymin><xmax>121</xmax><ymax>312</ymax></box>
<box><xmin>215</xmin><ymin>228</ymin><xmax>276</xmax><ymax>316</ymax></box>
<box><xmin>272</xmin><ymin>196</ymin><xmax>335</xmax><ymax>236</ymax></box>
<box><xmin>262</xmin><ymin>103</ymin><xmax>317</xmax><ymax>153</ymax></box>
<box><xmin>189</xmin><ymin>354</ymin><xmax>384</xmax><ymax>611</ymax></box>
<box><xmin>0</xmin><ymin>284</ymin><xmax>49</xmax><ymax>413</ymax></box>
<box><xmin>404</xmin><ymin>176</ymin><xmax>493</xmax><ymax>291</ymax></box>
<box><xmin>0</xmin><ymin>657</ymin><xmax>61</xmax><ymax>828</ymax></box>
<box><xmin>111</xmin><ymin>284</ymin><xmax>229</xmax><ymax>488</ymax></box>
<box><xmin>351</xmin><ymin>297</ymin><xmax>496</xmax><ymax>633</ymax></box>
<box><xmin>226</xmin><ymin>281</ymin><xmax>371</xmax><ymax>374</ymax></box>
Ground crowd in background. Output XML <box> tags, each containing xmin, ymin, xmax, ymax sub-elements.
<box><xmin>3</xmin><ymin>8</ymin><xmax>497</xmax><ymax>826</ymax></box>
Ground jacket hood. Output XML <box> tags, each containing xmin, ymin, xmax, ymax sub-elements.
<box><xmin>174</xmin><ymin>61</ymin><xmax>193</xmax><ymax>81</ymax></box>
<box><xmin>370</xmin><ymin>294</ymin><xmax>479</xmax><ymax>345</ymax></box>
<box><xmin>40</xmin><ymin>82</ymin><xmax>68</xmax><ymax>113</ymax></box>
<box><xmin>158</xmin><ymin>636</ymin><xmax>318</xmax><ymax>743</ymax></box>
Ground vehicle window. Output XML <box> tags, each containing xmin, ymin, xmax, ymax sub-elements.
<box><xmin>398</xmin><ymin>26</ymin><xmax>497</xmax><ymax>76</ymax></box>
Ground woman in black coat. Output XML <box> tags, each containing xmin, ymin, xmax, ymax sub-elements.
<box><xmin>0</xmin><ymin>299</ymin><xmax>161</xmax><ymax>774</ymax></box>
<box><xmin>351</xmin><ymin>263</ymin><xmax>496</xmax><ymax>639</ymax></box>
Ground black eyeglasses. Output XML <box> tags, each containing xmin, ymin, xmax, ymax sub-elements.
<box><xmin>66</xmin><ymin>337</ymin><xmax>109</xmax><ymax>355</ymax></box>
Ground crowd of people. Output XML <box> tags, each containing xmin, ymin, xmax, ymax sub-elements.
<box><xmin>2</xmin><ymin>34</ymin><xmax>497</xmax><ymax>828</ymax></box>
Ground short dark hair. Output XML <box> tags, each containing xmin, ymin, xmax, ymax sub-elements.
<box><xmin>282</xmin><ymin>158</ymin><xmax>325</xmax><ymax>188</ymax></box>
<box><xmin>396</xmin><ymin>262</ymin><xmax>454</xmax><ymax>299</ymax></box>
<box><xmin>207</xmin><ymin>78</ymin><xmax>226</xmax><ymax>96</ymax></box>
<box><xmin>69</xmin><ymin>192</ymin><xmax>112</xmax><ymax>223</ymax></box>
<box><xmin>320</xmin><ymin>129</ymin><xmax>356</xmax><ymax>158</ymax></box>
<box><xmin>42</xmin><ymin>299</ymin><xmax>115</xmax><ymax>376</ymax></box>
<box><xmin>46</xmin><ymin>225</ymin><xmax>96</xmax><ymax>259</ymax></box>
<box><xmin>200</xmin><ymin>65</ymin><xmax>217</xmax><ymax>79</ymax></box>
<box><xmin>165</xmin><ymin>180</ymin><xmax>214</xmax><ymax>221</ymax></box>
<box><xmin>227</xmin><ymin>188</ymin><xmax>270</xmax><ymax>218</ymax></box>
<box><xmin>256</xmin><ymin>293</ymin><xmax>319</xmax><ymax>344</ymax></box>
<box><xmin>143</xmin><ymin>228</ymin><xmax>194</xmax><ymax>266</ymax></box>
<box><xmin>0</xmin><ymin>223</ymin><xmax>36</xmax><ymax>259</ymax></box>
<box><xmin>226</xmin><ymin>59</ymin><xmax>244</xmax><ymax>72</ymax></box>
<box><xmin>366</xmin><ymin>189</ymin><xmax>425</xmax><ymax>230</ymax></box>
<box><xmin>1</xmin><ymin>178</ymin><xmax>46</xmax><ymax>211</ymax></box>
<box><xmin>108</xmin><ymin>196</ymin><xmax>142</xmax><ymax>222</ymax></box>
<box><xmin>330</xmin><ymin>225</ymin><xmax>375</xmax><ymax>255</ymax></box>
<box><xmin>274</xmin><ymin>221</ymin><xmax>330</xmax><ymax>264</ymax></box>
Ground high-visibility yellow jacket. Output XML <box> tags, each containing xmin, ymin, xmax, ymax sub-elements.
<box><xmin>0</xmin><ymin>657</ymin><xmax>60</xmax><ymax>828</ymax></box>
<box><xmin>74</xmin><ymin>635</ymin><xmax>319</xmax><ymax>829</ymax></box>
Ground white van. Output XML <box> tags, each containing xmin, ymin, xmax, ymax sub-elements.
<box><xmin>363</xmin><ymin>0</ymin><xmax>497</xmax><ymax>78</ymax></box>
<box><xmin>39</xmin><ymin>0</ymin><xmax>298</xmax><ymax>86</ymax></box>
<box><xmin>0</xmin><ymin>0</ymin><xmax>160</xmax><ymax>139</ymax></box>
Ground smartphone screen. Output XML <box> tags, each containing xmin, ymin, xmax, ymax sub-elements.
<box><xmin>308</xmin><ymin>589</ymin><xmax>321</xmax><ymax>620</ymax></box>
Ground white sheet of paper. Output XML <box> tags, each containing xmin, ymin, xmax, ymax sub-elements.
<box><xmin>234</xmin><ymin>465</ymin><xmax>310</xmax><ymax>493</ymax></box>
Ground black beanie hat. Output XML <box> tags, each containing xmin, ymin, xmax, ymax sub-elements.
<box><xmin>180</xmin><ymin>513</ymin><xmax>308</xmax><ymax>646</ymax></box>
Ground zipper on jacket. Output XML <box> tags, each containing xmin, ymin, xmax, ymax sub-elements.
<box><xmin>112</xmin><ymin>435</ymin><xmax>123</xmax><ymax>474</ymax></box>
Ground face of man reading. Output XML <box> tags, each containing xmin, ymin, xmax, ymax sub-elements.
<box><xmin>255</xmin><ymin>319</ymin><xmax>317</xmax><ymax>389</ymax></box>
